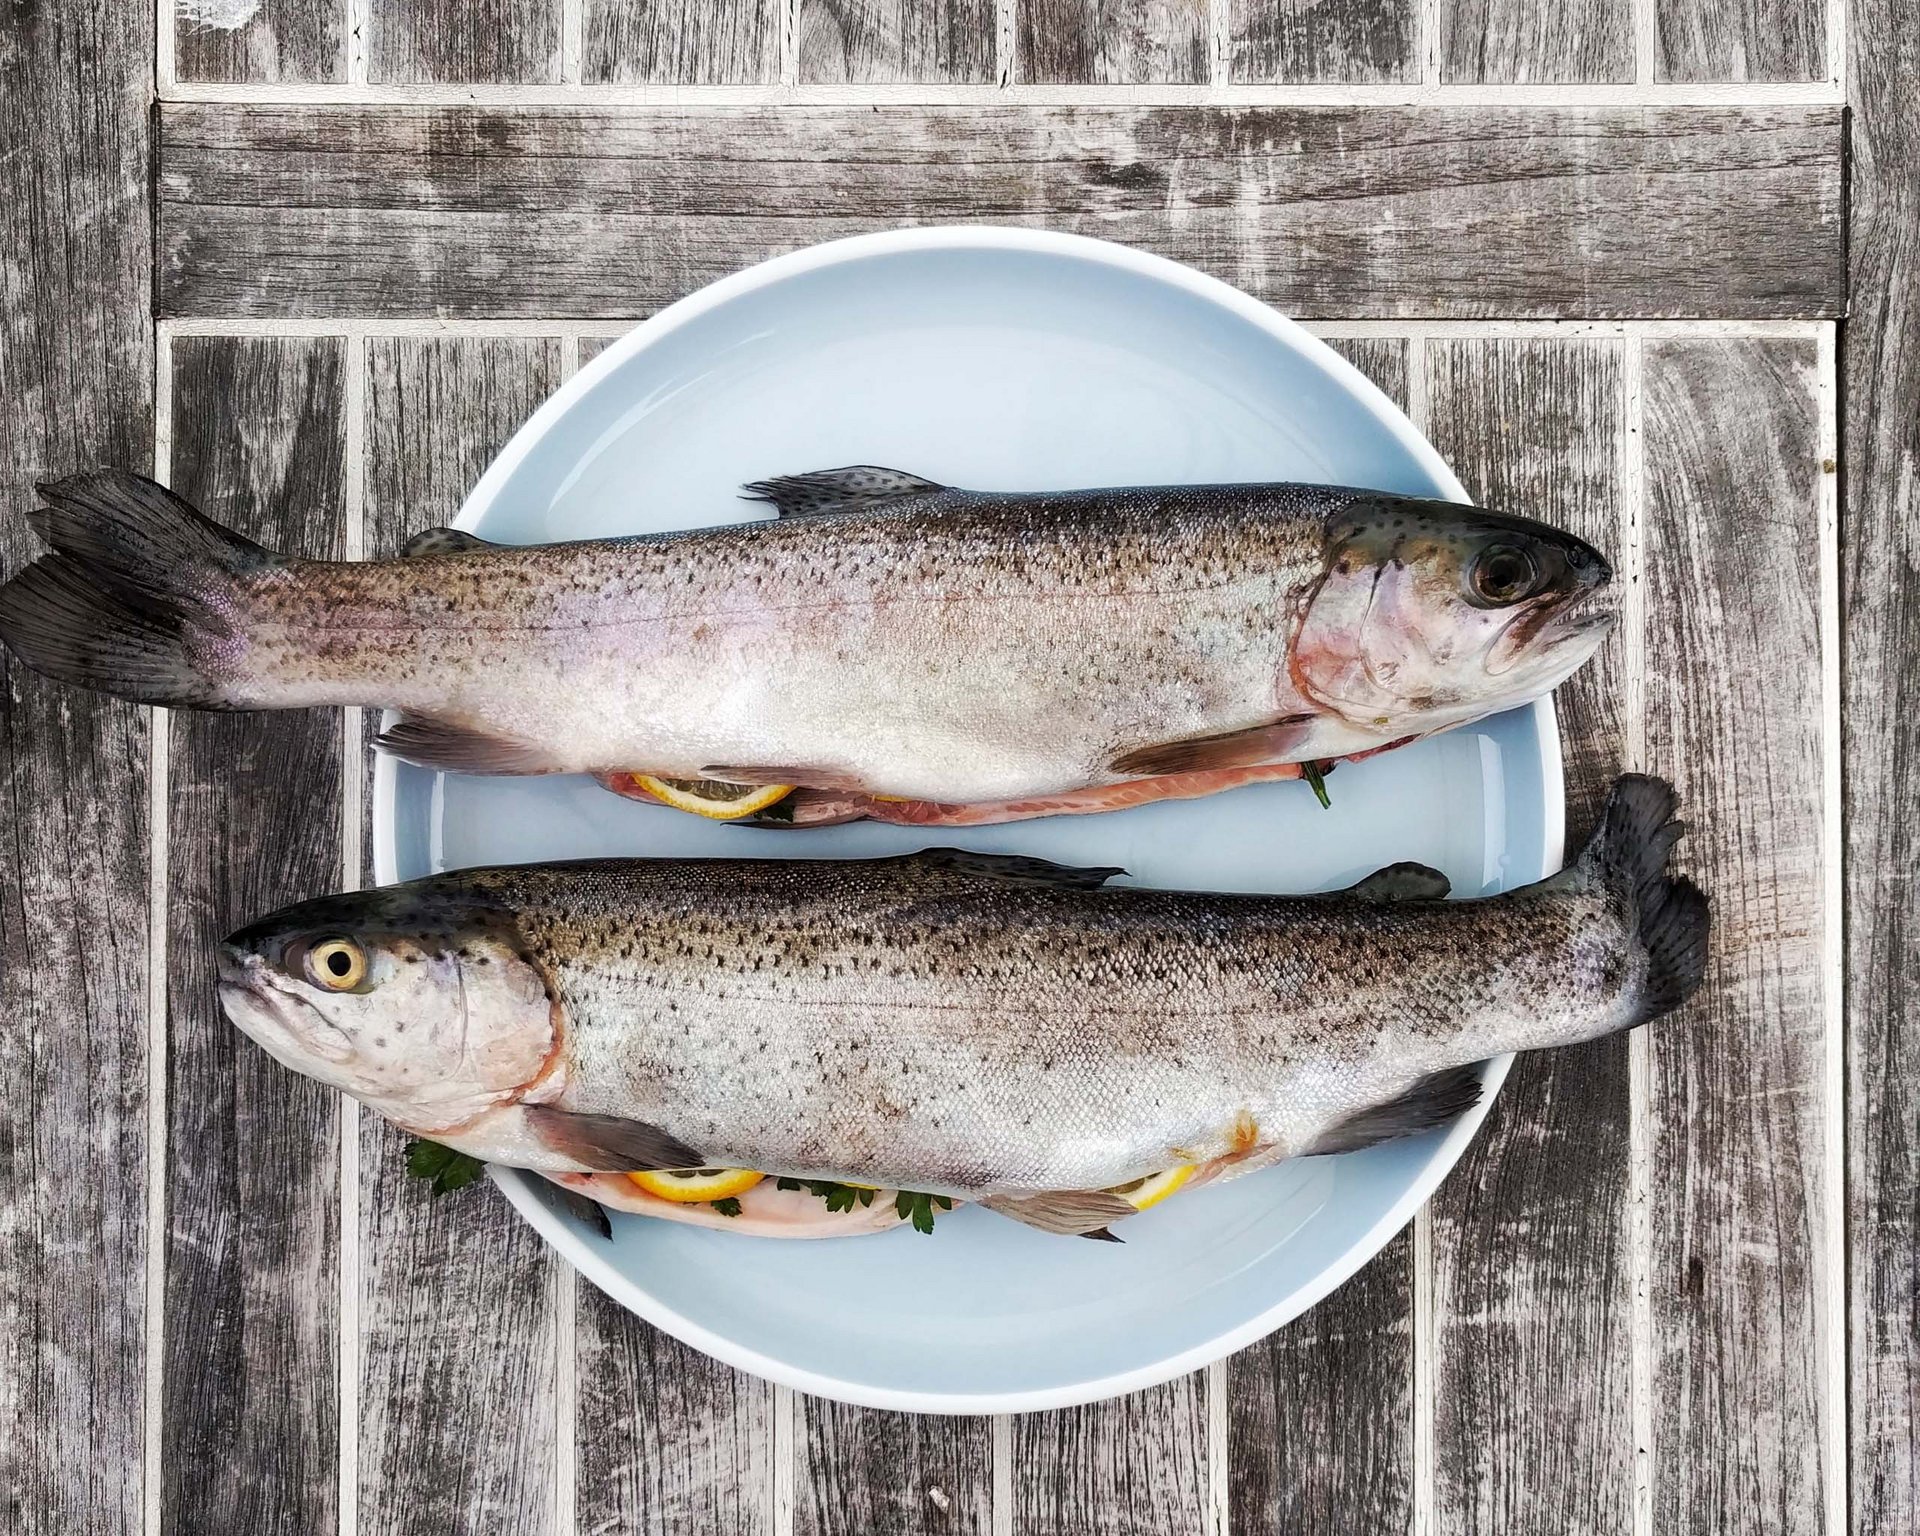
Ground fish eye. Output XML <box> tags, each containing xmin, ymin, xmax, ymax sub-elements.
<box><xmin>301</xmin><ymin>937</ymin><xmax>368</xmax><ymax>992</ymax></box>
<box><xmin>1468</xmin><ymin>544</ymin><xmax>1540</xmax><ymax>606</ymax></box>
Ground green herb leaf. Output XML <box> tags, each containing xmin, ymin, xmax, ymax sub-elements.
<box><xmin>1303</xmin><ymin>761</ymin><xmax>1332</xmax><ymax>809</ymax></box>
<box><xmin>894</xmin><ymin>1189</ymin><xmax>946</xmax><ymax>1235</ymax></box>
<box><xmin>775</xmin><ymin>1176</ymin><xmax>802</xmax><ymax>1191</ymax></box>
<box><xmin>405</xmin><ymin>1139</ymin><xmax>488</xmax><ymax>1197</ymax></box>
<box><xmin>710</xmin><ymin>1196</ymin><xmax>743</xmax><ymax>1217</ymax></box>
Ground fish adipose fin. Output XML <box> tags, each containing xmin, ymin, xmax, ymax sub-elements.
<box><xmin>909</xmin><ymin>848</ymin><xmax>1126</xmax><ymax>889</ymax></box>
<box><xmin>399</xmin><ymin>526</ymin><xmax>492</xmax><ymax>558</ymax></box>
<box><xmin>1345</xmin><ymin>862</ymin><xmax>1452</xmax><ymax>902</ymax></box>
<box><xmin>741</xmin><ymin>466</ymin><xmax>947</xmax><ymax>518</ymax></box>
<box><xmin>1567</xmin><ymin>773</ymin><xmax>1711</xmax><ymax>1023</ymax></box>
<box><xmin>1307</xmin><ymin>1064</ymin><xmax>1485</xmax><ymax>1155</ymax></box>
<box><xmin>526</xmin><ymin>1107</ymin><xmax>705</xmax><ymax>1172</ymax></box>
<box><xmin>375</xmin><ymin>715</ymin><xmax>557</xmax><ymax>774</ymax></box>
<box><xmin>981</xmin><ymin>1188</ymin><xmax>1139</xmax><ymax>1238</ymax></box>
<box><xmin>1111</xmin><ymin>714</ymin><xmax>1317</xmax><ymax>778</ymax></box>
<box><xmin>0</xmin><ymin>470</ymin><xmax>273</xmax><ymax>706</ymax></box>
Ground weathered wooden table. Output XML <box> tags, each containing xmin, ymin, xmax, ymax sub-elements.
<box><xmin>5</xmin><ymin>1</ymin><xmax>1913</xmax><ymax>1532</ymax></box>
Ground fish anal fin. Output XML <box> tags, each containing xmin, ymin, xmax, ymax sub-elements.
<box><xmin>1345</xmin><ymin>861</ymin><xmax>1452</xmax><ymax>902</ymax></box>
<box><xmin>741</xmin><ymin>466</ymin><xmax>947</xmax><ymax>518</ymax></box>
<box><xmin>399</xmin><ymin>526</ymin><xmax>492</xmax><ymax>558</ymax></box>
<box><xmin>375</xmin><ymin>716</ymin><xmax>557</xmax><ymax>775</ymax></box>
<box><xmin>1307</xmin><ymin>1065</ymin><xmax>1484</xmax><ymax>1157</ymax></box>
<box><xmin>1112</xmin><ymin>714</ymin><xmax>1318</xmax><ymax>778</ymax></box>
<box><xmin>526</xmin><ymin>1107</ymin><xmax>705</xmax><ymax>1173</ymax></box>
<box><xmin>911</xmin><ymin>848</ymin><xmax>1125</xmax><ymax>889</ymax></box>
<box><xmin>980</xmin><ymin>1188</ymin><xmax>1139</xmax><ymax>1237</ymax></box>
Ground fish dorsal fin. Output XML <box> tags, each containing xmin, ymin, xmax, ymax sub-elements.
<box><xmin>1344</xmin><ymin>861</ymin><xmax>1452</xmax><ymax>902</ymax></box>
<box><xmin>910</xmin><ymin>848</ymin><xmax>1125</xmax><ymax>890</ymax></box>
<box><xmin>399</xmin><ymin>526</ymin><xmax>493</xmax><ymax>557</ymax></box>
<box><xmin>741</xmin><ymin>466</ymin><xmax>947</xmax><ymax>519</ymax></box>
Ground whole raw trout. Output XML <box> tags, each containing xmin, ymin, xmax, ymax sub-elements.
<box><xmin>217</xmin><ymin>776</ymin><xmax>1707</xmax><ymax>1238</ymax></box>
<box><xmin>0</xmin><ymin>467</ymin><xmax>1613</xmax><ymax>826</ymax></box>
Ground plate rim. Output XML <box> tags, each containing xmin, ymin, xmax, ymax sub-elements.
<box><xmin>371</xmin><ymin>225</ymin><xmax>1565</xmax><ymax>1412</ymax></box>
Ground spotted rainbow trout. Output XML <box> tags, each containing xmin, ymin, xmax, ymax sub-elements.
<box><xmin>0</xmin><ymin>467</ymin><xmax>1613</xmax><ymax>826</ymax></box>
<box><xmin>215</xmin><ymin>776</ymin><xmax>1706</xmax><ymax>1238</ymax></box>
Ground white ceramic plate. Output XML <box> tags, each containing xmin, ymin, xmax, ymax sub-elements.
<box><xmin>371</xmin><ymin>228</ymin><xmax>1561</xmax><ymax>1413</ymax></box>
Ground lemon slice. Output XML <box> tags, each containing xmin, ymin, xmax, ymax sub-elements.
<box><xmin>1104</xmin><ymin>1165</ymin><xmax>1194</xmax><ymax>1212</ymax></box>
<box><xmin>626</xmin><ymin>1167</ymin><xmax>766</xmax><ymax>1203</ymax></box>
<box><xmin>635</xmin><ymin>777</ymin><xmax>794</xmax><ymax>821</ymax></box>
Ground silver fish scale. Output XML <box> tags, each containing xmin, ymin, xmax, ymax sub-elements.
<box><xmin>466</xmin><ymin>854</ymin><xmax>1643</xmax><ymax>1196</ymax></box>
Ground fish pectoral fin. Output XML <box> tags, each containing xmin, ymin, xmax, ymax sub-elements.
<box><xmin>1306</xmin><ymin>1065</ymin><xmax>1484</xmax><ymax>1156</ymax></box>
<box><xmin>908</xmin><ymin>848</ymin><xmax>1126</xmax><ymax>890</ymax></box>
<box><xmin>525</xmin><ymin>1107</ymin><xmax>705</xmax><ymax>1173</ymax></box>
<box><xmin>1111</xmin><ymin>714</ymin><xmax>1318</xmax><ymax>778</ymax></box>
<box><xmin>741</xmin><ymin>466</ymin><xmax>947</xmax><ymax>518</ymax></box>
<box><xmin>398</xmin><ymin>526</ymin><xmax>493</xmax><ymax>557</ymax></box>
<box><xmin>980</xmin><ymin>1189</ymin><xmax>1139</xmax><ymax>1238</ymax></box>
<box><xmin>375</xmin><ymin>716</ymin><xmax>556</xmax><ymax>775</ymax></box>
<box><xmin>556</xmin><ymin>1184</ymin><xmax>615</xmax><ymax>1240</ymax></box>
<box><xmin>1345</xmin><ymin>861</ymin><xmax>1452</xmax><ymax>902</ymax></box>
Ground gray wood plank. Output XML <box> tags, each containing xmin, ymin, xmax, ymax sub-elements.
<box><xmin>369</xmin><ymin>0</ymin><xmax>560</xmax><ymax>83</ymax></box>
<box><xmin>156</xmin><ymin>104</ymin><xmax>1845</xmax><ymax>322</ymax></box>
<box><xmin>1013</xmin><ymin>1373</ymin><xmax>1209</xmax><ymax>1536</ymax></box>
<box><xmin>1227</xmin><ymin>336</ymin><xmax>1413</xmax><ymax>1536</ymax></box>
<box><xmin>797</xmin><ymin>1401</ymin><xmax>993</xmax><ymax>1535</ymax></box>
<box><xmin>163</xmin><ymin>334</ymin><xmax>346</xmax><ymax>1534</ymax></box>
<box><xmin>799</xmin><ymin>0</ymin><xmax>998</xmax><ymax>82</ymax></box>
<box><xmin>176</xmin><ymin>0</ymin><xmax>346</xmax><ymax>83</ymax></box>
<box><xmin>0</xmin><ymin>2</ymin><xmax>152</xmax><ymax>1531</ymax></box>
<box><xmin>1657</xmin><ymin>0</ymin><xmax>1825</xmax><ymax>83</ymax></box>
<box><xmin>1845</xmin><ymin>1</ymin><xmax>1920</xmax><ymax>1526</ymax></box>
<box><xmin>1422</xmin><ymin>337</ymin><xmax>1633</xmax><ymax>1536</ymax></box>
<box><xmin>583</xmin><ymin>0</ymin><xmax>779</xmax><ymax>84</ymax></box>
<box><xmin>356</xmin><ymin>336</ymin><xmax>568</xmax><ymax>1536</ymax></box>
<box><xmin>575</xmin><ymin>1283</ymin><xmax>776</xmax><ymax>1535</ymax></box>
<box><xmin>1018</xmin><ymin>0</ymin><xmax>1206</xmax><ymax>84</ymax></box>
<box><xmin>1640</xmin><ymin>337</ymin><xmax>1828</xmax><ymax>1534</ymax></box>
<box><xmin>1228</xmin><ymin>0</ymin><xmax>1414</xmax><ymax>82</ymax></box>
<box><xmin>1437</xmin><ymin>0</ymin><xmax>1635</xmax><ymax>83</ymax></box>
<box><xmin>1229</xmin><ymin>1235</ymin><xmax>1413</xmax><ymax>1535</ymax></box>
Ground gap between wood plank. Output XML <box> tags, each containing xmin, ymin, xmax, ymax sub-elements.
<box><xmin>338</xmin><ymin>333</ymin><xmax>366</xmax><ymax>1536</ymax></box>
<box><xmin>144</xmin><ymin>326</ymin><xmax>174</xmax><ymax>1536</ymax></box>
<box><xmin>997</xmin><ymin>0</ymin><xmax>1017</xmax><ymax>87</ymax></box>
<box><xmin>1407</xmin><ymin>337</ymin><xmax>1435</xmax><ymax>1536</ymax></box>
<box><xmin>560</xmin><ymin>0</ymin><xmax>582</xmax><ymax>87</ymax></box>
<box><xmin>991</xmin><ymin>1413</ymin><xmax>1012</xmax><ymax>1536</ymax></box>
<box><xmin>153</xmin><ymin>318</ymin><xmax>1837</xmax><ymax>343</ymax></box>
<box><xmin>1207</xmin><ymin>1357</ymin><xmax>1228</xmax><ymax>1536</ymax></box>
<box><xmin>1620</xmin><ymin>333</ymin><xmax>1654</xmax><ymax>1536</ymax></box>
<box><xmin>347</xmin><ymin>0</ymin><xmax>369</xmax><ymax>85</ymax></box>
<box><xmin>1634</xmin><ymin>0</ymin><xmax>1656</xmax><ymax>86</ymax></box>
<box><xmin>1815</xmin><ymin>322</ymin><xmax>1846</xmax><ymax>1536</ymax></box>
<box><xmin>157</xmin><ymin>78</ymin><xmax>1846</xmax><ymax>106</ymax></box>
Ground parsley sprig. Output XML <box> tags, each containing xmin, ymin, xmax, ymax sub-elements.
<box><xmin>405</xmin><ymin>1139</ymin><xmax>488</xmax><ymax>1196</ymax></box>
<box><xmin>1303</xmin><ymin>761</ymin><xmax>1333</xmax><ymax>809</ymax></box>
<box><xmin>894</xmin><ymin>1189</ymin><xmax>955</xmax><ymax>1235</ymax></box>
<box><xmin>776</xmin><ymin>1176</ymin><xmax>877</xmax><ymax>1212</ymax></box>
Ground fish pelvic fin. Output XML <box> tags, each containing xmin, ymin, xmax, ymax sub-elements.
<box><xmin>525</xmin><ymin>1107</ymin><xmax>705</xmax><ymax>1173</ymax></box>
<box><xmin>375</xmin><ymin>715</ymin><xmax>559</xmax><ymax>775</ymax></box>
<box><xmin>0</xmin><ymin>470</ymin><xmax>276</xmax><ymax>707</ymax></box>
<box><xmin>1306</xmin><ymin>1064</ymin><xmax>1485</xmax><ymax>1156</ymax></box>
<box><xmin>980</xmin><ymin>1188</ymin><xmax>1139</xmax><ymax>1238</ymax></box>
<box><xmin>1566</xmin><ymin>773</ymin><xmax>1711</xmax><ymax>1023</ymax></box>
<box><xmin>741</xmin><ymin>466</ymin><xmax>947</xmax><ymax>518</ymax></box>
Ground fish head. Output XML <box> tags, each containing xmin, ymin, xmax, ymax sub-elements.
<box><xmin>1293</xmin><ymin>497</ymin><xmax>1615</xmax><ymax>734</ymax></box>
<box><xmin>217</xmin><ymin>883</ymin><xmax>556</xmax><ymax>1127</ymax></box>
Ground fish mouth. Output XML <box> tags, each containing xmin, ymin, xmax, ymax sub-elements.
<box><xmin>217</xmin><ymin>968</ymin><xmax>358</xmax><ymax>1068</ymax></box>
<box><xmin>1486</xmin><ymin>586</ymin><xmax>1618</xmax><ymax>679</ymax></box>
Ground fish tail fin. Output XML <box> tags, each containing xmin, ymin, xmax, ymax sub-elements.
<box><xmin>1571</xmin><ymin>774</ymin><xmax>1710</xmax><ymax>1024</ymax></box>
<box><xmin>0</xmin><ymin>471</ymin><xmax>275</xmax><ymax>706</ymax></box>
